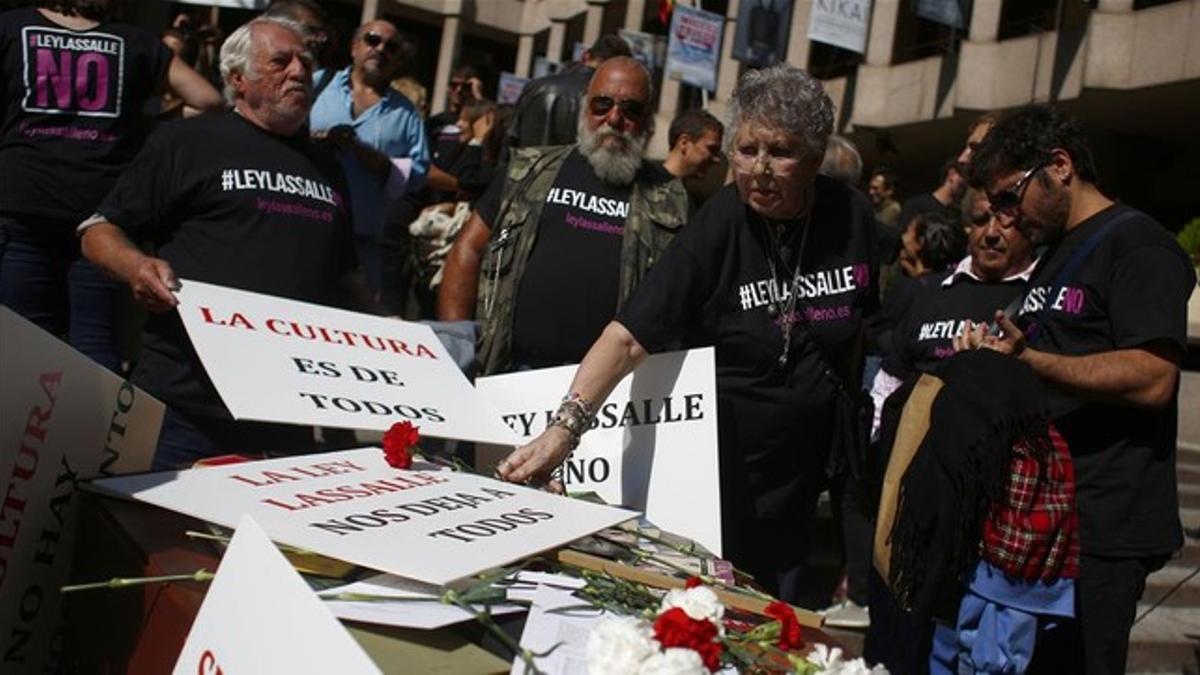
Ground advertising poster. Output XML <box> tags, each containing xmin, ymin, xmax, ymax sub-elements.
<box><xmin>732</xmin><ymin>0</ymin><xmax>794</xmax><ymax>67</ymax></box>
<box><xmin>665</xmin><ymin>5</ymin><xmax>724</xmax><ymax>91</ymax></box>
<box><xmin>808</xmin><ymin>0</ymin><xmax>873</xmax><ymax>54</ymax></box>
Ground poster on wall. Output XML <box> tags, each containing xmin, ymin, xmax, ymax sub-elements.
<box><xmin>497</xmin><ymin>72</ymin><xmax>530</xmax><ymax>105</ymax></box>
<box><xmin>732</xmin><ymin>0</ymin><xmax>794</xmax><ymax>67</ymax></box>
<box><xmin>916</xmin><ymin>0</ymin><xmax>972</xmax><ymax>30</ymax></box>
<box><xmin>664</xmin><ymin>5</ymin><xmax>724</xmax><ymax>91</ymax></box>
<box><xmin>808</xmin><ymin>0</ymin><xmax>874</xmax><ymax>54</ymax></box>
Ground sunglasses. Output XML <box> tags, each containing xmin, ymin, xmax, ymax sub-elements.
<box><xmin>588</xmin><ymin>95</ymin><xmax>647</xmax><ymax>121</ymax></box>
<box><xmin>361</xmin><ymin>32</ymin><xmax>401</xmax><ymax>54</ymax></box>
<box><xmin>989</xmin><ymin>162</ymin><xmax>1048</xmax><ymax>216</ymax></box>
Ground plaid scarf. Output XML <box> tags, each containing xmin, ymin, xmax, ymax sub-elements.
<box><xmin>981</xmin><ymin>423</ymin><xmax>1080</xmax><ymax>581</ymax></box>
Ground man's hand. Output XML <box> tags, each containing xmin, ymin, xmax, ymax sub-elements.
<box><xmin>496</xmin><ymin>426</ymin><xmax>573</xmax><ymax>494</ymax></box>
<box><xmin>953</xmin><ymin>310</ymin><xmax>1026</xmax><ymax>356</ymax></box>
<box><xmin>129</xmin><ymin>256</ymin><xmax>180</xmax><ymax>312</ymax></box>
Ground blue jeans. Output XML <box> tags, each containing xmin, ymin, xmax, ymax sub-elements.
<box><xmin>0</xmin><ymin>216</ymin><xmax>120</xmax><ymax>372</ymax></box>
<box><xmin>153</xmin><ymin>405</ymin><xmax>317</xmax><ymax>471</ymax></box>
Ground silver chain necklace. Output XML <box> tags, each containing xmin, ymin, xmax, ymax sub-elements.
<box><xmin>758</xmin><ymin>188</ymin><xmax>814</xmax><ymax>367</ymax></box>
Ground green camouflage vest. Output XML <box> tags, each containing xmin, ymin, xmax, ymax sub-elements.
<box><xmin>475</xmin><ymin>144</ymin><xmax>689</xmax><ymax>375</ymax></box>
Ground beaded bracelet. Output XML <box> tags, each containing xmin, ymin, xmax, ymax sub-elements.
<box><xmin>549</xmin><ymin>393</ymin><xmax>594</xmax><ymax>449</ymax></box>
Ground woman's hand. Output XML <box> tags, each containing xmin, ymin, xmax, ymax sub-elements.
<box><xmin>496</xmin><ymin>426</ymin><xmax>575</xmax><ymax>493</ymax></box>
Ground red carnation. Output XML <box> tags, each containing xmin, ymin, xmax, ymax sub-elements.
<box><xmin>653</xmin><ymin>607</ymin><xmax>722</xmax><ymax>671</ymax></box>
<box><xmin>382</xmin><ymin>421</ymin><xmax>419</xmax><ymax>469</ymax></box>
<box><xmin>764</xmin><ymin>600</ymin><xmax>804</xmax><ymax>651</ymax></box>
<box><xmin>685</xmin><ymin>576</ymin><xmax>703</xmax><ymax>589</ymax></box>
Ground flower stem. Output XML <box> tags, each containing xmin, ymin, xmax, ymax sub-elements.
<box><xmin>61</xmin><ymin>569</ymin><xmax>215</xmax><ymax>594</ymax></box>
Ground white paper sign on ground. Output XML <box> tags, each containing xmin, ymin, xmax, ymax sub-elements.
<box><xmin>173</xmin><ymin>515</ymin><xmax>380</xmax><ymax>675</ymax></box>
<box><xmin>91</xmin><ymin>448</ymin><xmax>637</xmax><ymax>585</ymax></box>
<box><xmin>320</xmin><ymin>573</ymin><xmax>524</xmax><ymax>630</ymax></box>
<box><xmin>477</xmin><ymin>348</ymin><xmax>722</xmax><ymax>555</ymax></box>
<box><xmin>0</xmin><ymin>307</ymin><xmax>162</xmax><ymax>671</ymax></box>
<box><xmin>172</xmin><ymin>279</ymin><xmax>518</xmax><ymax>445</ymax></box>
<box><xmin>509</xmin><ymin>584</ymin><xmax>608</xmax><ymax>675</ymax></box>
<box><xmin>808</xmin><ymin>0</ymin><xmax>873</xmax><ymax>53</ymax></box>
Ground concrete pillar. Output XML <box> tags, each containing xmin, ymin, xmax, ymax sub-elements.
<box><xmin>515</xmin><ymin>33</ymin><xmax>536</xmax><ymax>78</ymax></box>
<box><xmin>547</xmin><ymin>20</ymin><xmax>567</xmax><ymax>63</ymax></box>
<box><xmin>431</xmin><ymin>15</ymin><xmax>462</xmax><ymax>115</ymax></box>
<box><xmin>625</xmin><ymin>0</ymin><xmax>646</xmax><ymax>31</ymax></box>
<box><xmin>715</xmin><ymin>0</ymin><xmax>742</xmax><ymax>104</ymax></box>
<box><xmin>968</xmin><ymin>0</ymin><xmax>1003</xmax><ymax>42</ymax></box>
<box><xmin>584</xmin><ymin>0</ymin><xmax>605</xmax><ymax>45</ymax></box>
<box><xmin>787</xmin><ymin>0</ymin><xmax>814</xmax><ymax>69</ymax></box>
<box><xmin>865</xmin><ymin>0</ymin><xmax>900</xmax><ymax>66</ymax></box>
<box><xmin>360</xmin><ymin>0</ymin><xmax>382</xmax><ymax>23</ymax></box>
<box><xmin>1098</xmin><ymin>0</ymin><xmax>1135</xmax><ymax>11</ymax></box>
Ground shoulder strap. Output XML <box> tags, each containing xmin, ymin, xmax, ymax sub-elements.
<box><xmin>313</xmin><ymin>68</ymin><xmax>337</xmax><ymax>100</ymax></box>
<box><xmin>1019</xmin><ymin>207</ymin><xmax>1139</xmax><ymax>340</ymax></box>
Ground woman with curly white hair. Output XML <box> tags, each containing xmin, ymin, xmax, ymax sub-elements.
<box><xmin>498</xmin><ymin>64</ymin><xmax>879</xmax><ymax>602</ymax></box>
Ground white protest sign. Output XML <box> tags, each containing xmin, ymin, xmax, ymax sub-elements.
<box><xmin>173</xmin><ymin>279</ymin><xmax>518</xmax><ymax>445</ymax></box>
<box><xmin>477</xmin><ymin>348</ymin><xmax>722</xmax><ymax>555</ymax></box>
<box><xmin>665</xmin><ymin>5</ymin><xmax>725</xmax><ymax>91</ymax></box>
<box><xmin>320</xmin><ymin>573</ymin><xmax>524</xmax><ymax>630</ymax></box>
<box><xmin>91</xmin><ymin>448</ymin><xmax>637</xmax><ymax>585</ymax></box>
<box><xmin>808</xmin><ymin>0</ymin><xmax>873</xmax><ymax>54</ymax></box>
<box><xmin>173</xmin><ymin>515</ymin><xmax>380</xmax><ymax>675</ymax></box>
<box><xmin>0</xmin><ymin>307</ymin><xmax>162</xmax><ymax>671</ymax></box>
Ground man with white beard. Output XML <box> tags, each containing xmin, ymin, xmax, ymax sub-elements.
<box><xmin>438</xmin><ymin>57</ymin><xmax>690</xmax><ymax>376</ymax></box>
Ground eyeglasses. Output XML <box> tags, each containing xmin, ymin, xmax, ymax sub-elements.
<box><xmin>361</xmin><ymin>32</ymin><xmax>401</xmax><ymax>54</ymax></box>
<box><xmin>730</xmin><ymin>144</ymin><xmax>803</xmax><ymax>174</ymax></box>
<box><xmin>588</xmin><ymin>95</ymin><xmax>647</xmax><ymax>121</ymax></box>
<box><xmin>988</xmin><ymin>162</ymin><xmax>1047</xmax><ymax>217</ymax></box>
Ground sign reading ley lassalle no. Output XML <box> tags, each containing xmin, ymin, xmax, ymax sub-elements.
<box><xmin>173</xmin><ymin>279</ymin><xmax>518</xmax><ymax>445</ymax></box>
<box><xmin>22</xmin><ymin>26</ymin><xmax>126</xmax><ymax>118</ymax></box>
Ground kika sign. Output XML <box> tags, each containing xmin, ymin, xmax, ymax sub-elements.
<box><xmin>91</xmin><ymin>448</ymin><xmax>636</xmax><ymax>585</ymax></box>
<box><xmin>0</xmin><ymin>307</ymin><xmax>162</xmax><ymax>672</ymax></box>
<box><xmin>477</xmin><ymin>348</ymin><xmax>722</xmax><ymax>555</ymax></box>
<box><xmin>173</xmin><ymin>279</ymin><xmax>517</xmax><ymax>444</ymax></box>
<box><xmin>173</xmin><ymin>516</ymin><xmax>380</xmax><ymax>675</ymax></box>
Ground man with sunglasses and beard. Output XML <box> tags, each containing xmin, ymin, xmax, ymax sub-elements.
<box><xmin>955</xmin><ymin>104</ymin><xmax>1195</xmax><ymax>674</ymax></box>
<box><xmin>310</xmin><ymin>19</ymin><xmax>430</xmax><ymax>292</ymax></box>
<box><xmin>438</xmin><ymin>57</ymin><xmax>688</xmax><ymax>376</ymax></box>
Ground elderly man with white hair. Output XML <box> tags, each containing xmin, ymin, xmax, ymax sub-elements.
<box><xmin>79</xmin><ymin>16</ymin><xmax>372</xmax><ymax>470</ymax></box>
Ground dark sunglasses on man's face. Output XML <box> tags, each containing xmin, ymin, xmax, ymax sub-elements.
<box><xmin>989</xmin><ymin>161</ymin><xmax>1048</xmax><ymax>215</ymax></box>
<box><xmin>588</xmin><ymin>95</ymin><xmax>647</xmax><ymax>121</ymax></box>
<box><xmin>361</xmin><ymin>32</ymin><xmax>400</xmax><ymax>54</ymax></box>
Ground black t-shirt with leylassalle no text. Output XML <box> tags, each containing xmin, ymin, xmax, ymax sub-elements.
<box><xmin>883</xmin><ymin>269</ymin><xmax>1025</xmax><ymax>379</ymax></box>
<box><xmin>0</xmin><ymin>7</ymin><xmax>170</xmax><ymax>223</ymax></box>
<box><xmin>479</xmin><ymin>148</ymin><xmax>633</xmax><ymax>367</ymax></box>
<box><xmin>96</xmin><ymin>112</ymin><xmax>357</xmax><ymax>419</ymax></box>
<box><xmin>618</xmin><ymin>177</ymin><xmax>879</xmax><ymax>522</ymax></box>
<box><xmin>1015</xmin><ymin>203</ymin><xmax>1196</xmax><ymax>558</ymax></box>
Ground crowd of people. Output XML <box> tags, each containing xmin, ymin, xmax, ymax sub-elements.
<box><xmin>0</xmin><ymin>1</ymin><xmax>1195</xmax><ymax>674</ymax></box>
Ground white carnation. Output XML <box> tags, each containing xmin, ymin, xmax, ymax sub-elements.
<box><xmin>637</xmin><ymin>648</ymin><xmax>707</xmax><ymax>675</ymax></box>
<box><xmin>660</xmin><ymin>586</ymin><xmax>725</xmax><ymax>624</ymax></box>
<box><xmin>587</xmin><ymin>616</ymin><xmax>659</xmax><ymax>675</ymax></box>
<box><xmin>806</xmin><ymin>643</ymin><xmax>889</xmax><ymax>674</ymax></box>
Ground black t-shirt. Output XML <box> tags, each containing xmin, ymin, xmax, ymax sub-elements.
<box><xmin>896</xmin><ymin>192</ymin><xmax>956</xmax><ymax>231</ymax></box>
<box><xmin>617</xmin><ymin>177</ymin><xmax>879</xmax><ymax>521</ymax></box>
<box><xmin>506</xmin><ymin>149</ymin><xmax>632</xmax><ymax>366</ymax></box>
<box><xmin>97</xmin><ymin>113</ymin><xmax>357</xmax><ymax>419</ymax></box>
<box><xmin>883</xmin><ymin>268</ymin><xmax>1025</xmax><ymax>379</ymax></box>
<box><xmin>1015</xmin><ymin>203</ymin><xmax>1196</xmax><ymax>557</ymax></box>
<box><xmin>0</xmin><ymin>7</ymin><xmax>170</xmax><ymax>223</ymax></box>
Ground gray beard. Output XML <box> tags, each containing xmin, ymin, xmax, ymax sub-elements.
<box><xmin>577</xmin><ymin>118</ymin><xmax>647</xmax><ymax>187</ymax></box>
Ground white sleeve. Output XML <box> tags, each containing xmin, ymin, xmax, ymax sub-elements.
<box><xmin>869</xmin><ymin>367</ymin><xmax>904</xmax><ymax>442</ymax></box>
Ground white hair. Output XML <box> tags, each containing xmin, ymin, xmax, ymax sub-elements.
<box><xmin>727</xmin><ymin>64</ymin><xmax>836</xmax><ymax>159</ymax></box>
<box><xmin>219</xmin><ymin>16</ymin><xmax>308</xmax><ymax>104</ymax></box>
<box><xmin>576</xmin><ymin>112</ymin><xmax>651</xmax><ymax>186</ymax></box>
